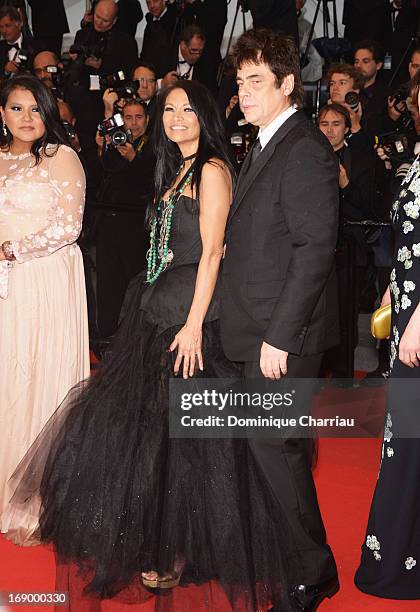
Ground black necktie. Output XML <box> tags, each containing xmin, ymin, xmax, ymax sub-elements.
<box><xmin>8</xmin><ymin>43</ymin><xmax>19</xmax><ymax>51</ymax></box>
<box><xmin>250</xmin><ymin>138</ymin><xmax>262</xmax><ymax>164</ymax></box>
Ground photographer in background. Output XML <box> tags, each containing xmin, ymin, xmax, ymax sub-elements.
<box><xmin>140</xmin><ymin>0</ymin><xmax>178</xmax><ymax>78</ymax></box>
<box><xmin>386</xmin><ymin>47</ymin><xmax>420</xmax><ymax>132</ymax></box>
<box><xmin>94</xmin><ymin>99</ymin><xmax>156</xmax><ymax>340</ymax></box>
<box><xmin>102</xmin><ymin>61</ymin><xmax>158</xmax><ymax>128</ymax></box>
<box><xmin>0</xmin><ymin>6</ymin><xmax>35</xmax><ymax>79</ymax></box>
<box><xmin>327</xmin><ymin>63</ymin><xmax>368</xmax><ymax>149</ymax></box>
<box><xmin>354</xmin><ymin>40</ymin><xmax>390</xmax><ymax>138</ymax></box>
<box><xmin>161</xmin><ymin>24</ymin><xmax>216</xmax><ymax>94</ymax></box>
<box><xmin>319</xmin><ymin>103</ymin><xmax>377</xmax><ymax>378</ymax></box>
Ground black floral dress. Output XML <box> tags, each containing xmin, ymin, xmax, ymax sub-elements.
<box><xmin>355</xmin><ymin>156</ymin><xmax>420</xmax><ymax>599</ymax></box>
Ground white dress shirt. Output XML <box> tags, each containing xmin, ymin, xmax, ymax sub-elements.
<box><xmin>259</xmin><ymin>105</ymin><xmax>297</xmax><ymax>150</ymax></box>
<box><xmin>7</xmin><ymin>34</ymin><xmax>23</xmax><ymax>63</ymax></box>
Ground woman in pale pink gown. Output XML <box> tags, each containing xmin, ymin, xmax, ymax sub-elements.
<box><xmin>0</xmin><ymin>75</ymin><xmax>90</xmax><ymax>542</ymax></box>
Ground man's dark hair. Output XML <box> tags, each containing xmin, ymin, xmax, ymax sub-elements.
<box><xmin>0</xmin><ymin>75</ymin><xmax>68</xmax><ymax>165</ymax></box>
<box><xmin>123</xmin><ymin>98</ymin><xmax>148</xmax><ymax>115</ymax></box>
<box><xmin>318</xmin><ymin>103</ymin><xmax>351</xmax><ymax>131</ymax></box>
<box><xmin>151</xmin><ymin>80</ymin><xmax>235</xmax><ymax>220</ymax></box>
<box><xmin>354</xmin><ymin>39</ymin><xmax>384</xmax><ymax>64</ymax></box>
<box><xmin>327</xmin><ymin>62</ymin><xmax>364</xmax><ymax>91</ymax></box>
<box><xmin>132</xmin><ymin>61</ymin><xmax>156</xmax><ymax>78</ymax></box>
<box><xmin>411</xmin><ymin>47</ymin><xmax>420</xmax><ymax>61</ymax></box>
<box><xmin>231</xmin><ymin>28</ymin><xmax>304</xmax><ymax>108</ymax></box>
<box><xmin>0</xmin><ymin>6</ymin><xmax>21</xmax><ymax>22</ymax></box>
<box><xmin>179</xmin><ymin>24</ymin><xmax>206</xmax><ymax>45</ymax></box>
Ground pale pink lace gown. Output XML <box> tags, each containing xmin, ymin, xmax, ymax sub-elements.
<box><xmin>0</xmin><ymin>144</ymin><xmax>90</xmax><ymax>542</ymax></box>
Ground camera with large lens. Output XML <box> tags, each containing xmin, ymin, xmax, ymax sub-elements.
<box><xmin>375</xmin><ymin>131</ymin><xmax>413</xmax><ymax>166</ymax></box>
<box><xmin>99</xmin><ymin>70</ymin><xmax>126</xmax><ymax>91</ymax></box>
<box><xmin>15</xmin><ymin>48</ymin><xmax>31</xmax><ymax>72</ymax></box>
<box><xmin>62</xmin><ymin>121</ymin><xmax>76</xmax><ymax>141</ymax></box>
<box><xmin>45</xmin><ymin>65</ymin><xmax>64</xmax><ymax>99</ymax></box>
<box><xmin>344</xmin><ymin>90</ymin><xmax>360</xmax><ymax>111</ymax></box>
<box><xmin>390</xmin><ymin>84</ymin><xmax>413</xmax><ymax>131</ymax></box>
<box><xmin>98</xmin><ymin>113</ymin><xmax>129</xmax><ymax>147</ymax></box>
<box><xmin>69</xmin><ymin>43</ymin><xmax>104</xmax><ymax>63</ymax></box>
<box><xmin>112</xmin><ymin>79</ymin><xmax>139</xmax><ymax>101</ymax></box>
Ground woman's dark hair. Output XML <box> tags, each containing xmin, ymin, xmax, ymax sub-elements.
<box><xmin>151</xmin><ymin>80</ymin><xmax>235</xmax><ymax>217</ymax></box>
<box><xmin>0</xmin><ymin>75</ymin><xmax>68</xmax><ymax>165</ymax></box>
<box><xmin>318</xmin><ymin>103</ymin><xmax>351</xmax><ymax>130</ymax></box>
<box><xmin>231</xmin><ymin>28</ymin><xmax>304</xmax><ymax>108</ymax></box>
<box><xmin>411</xmin><ymin>68</ymin><xmax>420</xmax><ymax>107</ymax></box>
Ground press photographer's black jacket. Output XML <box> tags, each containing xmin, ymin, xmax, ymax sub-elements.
<box><xmin>98</xmin><ymin>138</ymin><xmax>155</xmax><ymax>211</ymax></box>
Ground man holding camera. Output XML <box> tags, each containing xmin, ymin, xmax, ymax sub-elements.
<box><xmin>161</xmin><ymin>24</ymin><xmax>216</xmax><ymax>93</ymax></box>
<box><xmin>319</xmin><ymin>103</ymin><xmax>377</xmax><ymax>378</ymax></box>
<box><xmin>327</xmin><ymin>63</ymin><xmax>368</xmax><ymax>149</ymax></box>
<box><xmin>94</xmin><ymin>99</ymin><xmax>156</xmax><ymax>339</ymax></box>
<box><xmin>0</xmin><ymin>6</ymin><xmax>35</xmax><ymax>78</ymax></box>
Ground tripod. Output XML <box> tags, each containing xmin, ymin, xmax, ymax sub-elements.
<box><xmin>301</xmin><ymin>0</ymin><xmax>349</xmax><ymax>118</ymax></box>
<box><xmin>217</xmin><ymin>0</ymin><xmax>248</xmax><ymax>86</ymax></box>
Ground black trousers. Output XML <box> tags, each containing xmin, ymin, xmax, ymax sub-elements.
<box><xmin>96</xmin><ymin>211</ymin><xmax>147</xmax><ymax>338</ymax></box>
<box><xmin>244</xmin><ymin>354</ymin><xmax>338</xmax><ymax>587</ymax></box>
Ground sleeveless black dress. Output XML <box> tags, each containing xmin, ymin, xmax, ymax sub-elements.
<box><xmin>355</xmin><ymin>157</ymin><xmax>420</xmax><ymax>599</ymax></box>
<box><xmin>7</xmin><ymin>196</ymin><xmax>298</xmax><ymax>611</ymax></box>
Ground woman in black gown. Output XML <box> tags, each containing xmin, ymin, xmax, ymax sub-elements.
<box><xmin>355</xmin><ymin>71</ymin><xmax>420</xmax><ymax>600</ymax></box>
<box><xmin>6</xmin><ymin>81</ymin><xmax>299</xmax><ymax>611</ymax></box>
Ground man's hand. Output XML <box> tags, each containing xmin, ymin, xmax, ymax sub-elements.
<box><xmin>102</xmin><ymin>88</ymin><xmax>118</xmax><ymax>115</ymax></box>
<box><xmin>338</xmin><ymin>163</ymin><xmax>349</xmax><ymax>189</ymax></box>
<box><xmin>116</xmin><ymin>142</ymin><xmax>136</xmax><ymax>162</ymax></box>
<box><xmin>4</xmin><ymin>60</ymin><xmax>19</xmax><ymax>74</ymax></box>
<box><xmin>388</xmin><ymin>96</ymin><xmax>404</xmax><ymax>121</ymax></box>
<box><xmin>85</xmin><ymin>56</ymin><xmax>102</xmax><ymax>70</ymax></box>
<box><xmin>344</xmin><ymin>102</ymin><xmax>362</xmax><ymax>133</ymax></box>
<box><xmin>260</xmin><ymin>341</ymin><xmax>288</xmax><ymax>379</ymax></box>
<box><xmin>162</xmin><ymin>70</ymin><xmax>179</xmax><ymax>88</ymax></box>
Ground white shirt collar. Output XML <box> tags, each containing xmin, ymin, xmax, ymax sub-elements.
<box><xmin>153</xmin><ymin>7</ymin><xmax>167</xmax><ymax>21</ymax></box>
<box><xmin>258</xmin><ymin>105</ymin><xmax>297</xmax><ymax>150</ymax></box>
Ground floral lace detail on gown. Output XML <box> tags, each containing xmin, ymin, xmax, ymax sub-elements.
<box><xmin>0</xmin><ymin>145</ymin><xmax>85</xmax><ymax>298</ymax></box>
<box><xmin>0</xmin><ymin>144</ymin><xmax>90</xmax><ymax>542</ymax></box>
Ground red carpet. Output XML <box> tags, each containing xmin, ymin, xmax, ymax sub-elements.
<box><xmin>1</xmin><ymin>438</ymin><xmax>419</xmax><ymax>611</ymax></box>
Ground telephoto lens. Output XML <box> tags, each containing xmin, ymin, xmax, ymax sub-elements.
<box><xmin>344</xmin><ymin>91</ymin><xmax>359</xmax><ymax>111</ymax></box>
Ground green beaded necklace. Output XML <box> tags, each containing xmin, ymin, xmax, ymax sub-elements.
<box><xmin>146</xmin><ymin>161</ymin><xmax>194</xmax><ymax>284</ymax></box>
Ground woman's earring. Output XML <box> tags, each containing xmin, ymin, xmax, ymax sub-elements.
<box><xmin>2</xmin><ymin>122</ymin><xmax>7</xmax><ymax>137</ymax></box>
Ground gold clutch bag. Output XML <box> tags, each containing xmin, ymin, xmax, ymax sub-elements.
<box><xmin>371</xmin><ymin>304</ymin><xmax>391</xmax><ymax>339</ymax></box>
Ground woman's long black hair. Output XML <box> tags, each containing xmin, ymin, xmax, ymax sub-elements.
<box><xmin>151</xmin><ymin>80</ymin><xmax>236</xmax><ymax>220</ymax></box>
<box><xmin>0</xmin><ymin>74</ymin><xmax>68</xmax><ymax>165</ymax></box>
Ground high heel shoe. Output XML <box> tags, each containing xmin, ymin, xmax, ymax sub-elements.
<box><xmin>141</xmin><ymin>557</ymin><xmax>184</xmax><ymax>589</ymax></box>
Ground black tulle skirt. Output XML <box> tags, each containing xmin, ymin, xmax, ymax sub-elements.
<box><xmin>6</xmin><ymin>281</ymin><xmax>297</xmax><ymax>611</ymax></box>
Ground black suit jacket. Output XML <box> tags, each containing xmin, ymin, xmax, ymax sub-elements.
<box><xmin>0</xmin><ymin>34</ymin><xmax>36</xmax><ymax>76</ymax></box>
<box><xmin>163</xmin><ymin>47</ymin><xmax>218</xmax><ymax>95</ymax></box>
<box><xmin>140</xmin><ymin>5</ymin><xmax>178</xmax><ymax>78</ymax></box>
<box><xmin>221</xmin><ymin>110</ymin><xmax>339</xmax><ymax>361</ymax></box>
<box><xmin>27</xmin><ymin>0</ymin><xmax>69</xmax><ymax>36</ymax></box>
<box><xmin>73</xmin><ymin>25</ymin><xmax>138</xmax><ymax>77</ymax></box>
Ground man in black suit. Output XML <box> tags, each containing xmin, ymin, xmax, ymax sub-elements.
<box><xmin>0</xmin><ymin>6</ymin><xmax>36</xmax><ymax>78</ymax></box>
<box><xmin>27</xmin><ymin>0</ymin><xmax>69</xmax><ymax>56</ymax></box>
<box><xmin>140</xmin><ymin>0</ymin><xmax>178</xmax><ymax>79</ymax></box>
<box><xmin>221</xmin><ymin>29</ymin><xmax>339</xmax><ymax>611</ymax></box>
<box><xmin>161</xmin><ymin>24</ymin><xmax>217</xmax><ymax>94</ymax></box>
<box><xmin>319</xmin><ymin>103</ymin><xmax>376</xmax><ymax>378</ymax></box>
